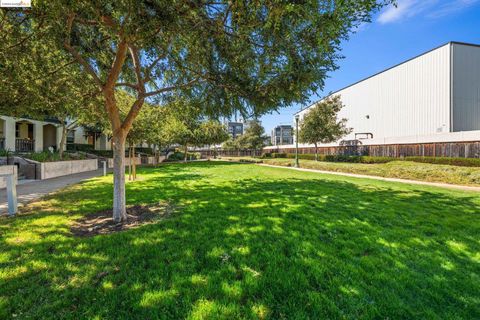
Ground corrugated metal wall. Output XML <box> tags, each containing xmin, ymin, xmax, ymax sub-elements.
<box><xmin>298</xmin><ymin>43</ymin><xmax>452</xmax><ymax>142</ymax></box>
<box><xmin>453</xmin><ymin>43</ymin><xmax>480</xmax><ymax>131</ymax></box>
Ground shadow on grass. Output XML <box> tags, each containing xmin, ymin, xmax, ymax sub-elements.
<box><xmin>0</xmin><ymin>162</ymin><xmax>479</xmax><ymax>319</ymax></box>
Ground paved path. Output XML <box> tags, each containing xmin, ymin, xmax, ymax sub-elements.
<box><xmin>0</xmin><ymin>169</ymin><xmax>108</xmax><ymax>214</ymax></box>
<box><xmin>259</xmin><ymin>164</ymin><xmax>480</xmax><ymax>192</ymax></box>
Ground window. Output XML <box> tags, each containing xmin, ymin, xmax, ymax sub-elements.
<box><xmin>67</xmin><ymin>130</ymin><xmax>75</xmax><ymax>144</ymax></box>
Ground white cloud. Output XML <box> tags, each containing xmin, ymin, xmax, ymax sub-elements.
<box><xmin>428</xmin><ymin>0</ymin><xmax>480</xmax><ymax>18</ymax></box>
<box><xmin>377</xmin><ymin>0</ymin><xmax>479</xmax><ymax>24</ymax></box>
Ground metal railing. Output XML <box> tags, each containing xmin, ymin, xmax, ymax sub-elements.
<box><xmin>15</xmin><ymin>138</ymin><xmax>34</xmax><ymax>152</ymax></box>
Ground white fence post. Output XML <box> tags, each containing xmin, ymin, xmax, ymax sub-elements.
<box><xmin>102</xmin><ymin>161</ymin><xmax>107</xmax><ymax>176</ymax></box>
<box><xmin>6</xmin><ymin>174</ymin><xmax>17</xmax><ymax>216</ymax></box>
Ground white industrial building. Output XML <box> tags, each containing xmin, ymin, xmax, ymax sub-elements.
<box><xmin>270</xmin><ymin>42</ymin><xmax>480</xmax><ymax>154</ymax></box>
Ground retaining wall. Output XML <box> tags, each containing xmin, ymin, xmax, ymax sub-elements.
<box><xmin>37</xmin><ymin>159</ymin><xmax>98</xmax><ymax>180</ymax></box>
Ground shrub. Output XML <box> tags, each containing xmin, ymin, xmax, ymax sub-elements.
<box><xmin>265</xmin><ymin>153</ymin><xmax>396</xmax><ymax>163</ymax></box>
<box><xmin>135</xmin><ymin>147</ymin><xmax>154</xmax><ymax>155</ymax></box>
<box><xmin>406</xmin><ymin>156</ymin><xmax>480</xmax><ymax>167</ymax></box>
<box><xmin>23</xmin><ymin>151</ymin><xmax>87</xmax><ymax>162</ymax></box>
<box><xmin>89</xmin><ymin>150</ymin><xmax>114</xmax><ymax>158</ymax></box>
<box><xmin>166</xmin><ymin>151</ymin><xmax>201</xmax><ymax>161</ymax></box>
<box><xmin>0</xmin><ymin>149</ymin><xmax>12</xmax><ymax>157</ymax></box>
<box><xmin>67</xmin><ymin>143</ymin><xmax>94</xmax><ymax>152</ymax></box>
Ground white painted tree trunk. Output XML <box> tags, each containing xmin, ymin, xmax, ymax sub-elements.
<box><xmin>59</xmin><ymin>122</ymin><xmax>68</xmax><ymax>159</ymax></box>
<box><xmin>113</xmin><ymin>135</ymin><xmax>127</xmax><ymax>222</ymax></box>
<box><xmin>132</xmin><ymin>145</ymin><xmax>136</xmax><ymax>180</ymax></box>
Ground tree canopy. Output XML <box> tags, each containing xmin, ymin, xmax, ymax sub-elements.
<box><xmin>236</xmin><ymin>120</ymin><xmax>267</xmax><ymax>151</ymax></box>
<box><xmin>298</xmin><ymin>95</ymin><xmax>351</xmax><ymax>160</ymax></box>
<box><xmin>197</xmin><ymin>120</ymin><xmax>229</xmax><ymax>149</ymax></box>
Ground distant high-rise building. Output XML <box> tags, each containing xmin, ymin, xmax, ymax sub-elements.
<box><xmin>227</xmin><ymin>121</ymin><xmax>244</xmax><ymax>139</ymax></box>
<box><xmin>271</xmin><ymin>125</ymin><xmax>294</xmax><ymax>146</ymax></box>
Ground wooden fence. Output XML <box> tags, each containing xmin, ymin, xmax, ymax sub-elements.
<box><xmin>197</xmin><ymin>149</ymin><xmax>263</xmax><ymax>158</ymax></box>
<box><xmin>266</xmin><ymin>141</ymin><xmax>480</xmax><ymax>158</ymax></box>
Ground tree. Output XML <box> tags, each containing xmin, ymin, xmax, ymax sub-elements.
<box><xmin>236</xmin><ymin>120</ymin><xmax>267</xmax><ymax>152</ymax></box>
<box><xmin>222</xmin><ymin>137</ymin><xmax>239</xmax><ymax>151</ymax></box>
<box><xmin>162</xmin><ymin>99</ymin><xmax>203</xmax><ymax>162</ymax></box>
<box><xmin>4</xmin><ymin>0</ymin><xmax>392</xmax><ymax>222</ymax></box>
<box><xmin>197</xmin><ymin>120</ymin><xmax>229</xmax><ymax>159</ymax></box>
<box><xmin>298</xmin><ymin>95</ymin><xmax>352</xmax><ymax>160</ymax></box>
<box><xmin>0</xmin><ymin>11</ymin><xmax>102</xmax><ymax>158</ymax></box>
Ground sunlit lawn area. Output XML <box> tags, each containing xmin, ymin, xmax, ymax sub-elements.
<box><xmin>220</xmin><ymin>157</ymin><xmax>480</xmax><ymax>186</ymax></box>
<box><xmin>1</xmin><ymin>162</ymin><xmax>479</xmax><ymax>319</ymax></box>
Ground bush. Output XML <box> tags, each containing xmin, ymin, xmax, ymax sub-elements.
<box><xmin>67</xmin><ymin>143</ymin><xmax>94</xmax><ymax>152</ymax></box>
<box><xmin>0</xmin><ymin>149</ymin><xmax>12</xmax><ymax>157</ymax></box>
<box><xmin>166</xmin><ymin>151</ymin><xmax>201</xmax><ymax>161</ymax></box>
<box><xmin>406</xmin><ymin>156</ymin><xmax>480</xmax><ymax>167</ymax></box>
<box><xmin>89</xmin><ymin>150</ymin><xmax>114</xmax><ymax>158</ymax></box>
<box><xmin>264</xmin><ymin>153</ymin><xmax>395</xmax><ymax>164</ymax></box>
<box><xmin>135</xmin><ymin>147</ymin><xmax>154</xmax><ymax>155</ymax></box>
<box><xmin>24</xmin><ymin>151</ymin><xmax>85</xmax><ymax>162</ymax></box>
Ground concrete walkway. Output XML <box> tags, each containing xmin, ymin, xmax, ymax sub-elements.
<box><xmin>0</xmin><ymin>169</ymin><xmax>108</xmax><ymax>214</ymax></box>
<box><xmin>259</xmin><ymin>164</ymin><xmax>480</xmax><ymax>192</ymax></box>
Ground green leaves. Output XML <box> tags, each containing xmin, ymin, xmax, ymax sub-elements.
<box><xmin>235</xmin><ymin>120</ymin><xmax>267</xmax><ymax>151</ymax></box>
<box><xmin>299</xmin><ymin>95</ymin><xmax>352</xmax><ymax>146</ymax></box>
<box><xmin>4</xmin><ymin>0</ymin><xmax>393</xmax><ymax>119</ymax></box>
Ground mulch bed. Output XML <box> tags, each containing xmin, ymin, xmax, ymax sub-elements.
<box><xmin>70</xmin><ymin>202</ymin><xmax>174</xmax><ymax>237</ymax></box>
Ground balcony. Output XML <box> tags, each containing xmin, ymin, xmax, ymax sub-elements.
<box><xmin>16</xmin><ymin>138</ymin><xmax>34</xmax><ymax>152</ymax></box>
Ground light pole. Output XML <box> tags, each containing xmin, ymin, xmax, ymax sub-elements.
<box><xmin>295</xmin><ymin>114</ymin><xmax>299</xmax><ymax>168</ymax></box>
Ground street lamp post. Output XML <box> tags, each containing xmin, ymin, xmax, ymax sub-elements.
<box><xmin>295</xmin><ymin>114</ymin><xmax>299</xmax><ymax>168</ymax></box>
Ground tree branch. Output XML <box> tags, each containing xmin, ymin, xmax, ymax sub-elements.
<box><xmin>104</xmin><ymin>39</ymin><xmax>129</xmax><ymax>90</ymax></box>
<box><xmin>63</xmin><ymin>14</ymin><xmax>104</xmax><ymax>89</ymax></box>
<box><xmin>143</xmin><ymin>78</ymin><xmax>202</xmax><ymax>98</ymax></box>
<box><xmin>121</xmin><ymin>97</ymin><xmax>145</xmax><ymax>132</ymax></box>
<box><xmin>115</xmin><ymin>82</ymin><xmax>138</xmax><ymax>90</ymax></box>
<box><xmin>127</xmin><ymin>44</ymin><xmax>145</xmax><ymax>94</ymax></box>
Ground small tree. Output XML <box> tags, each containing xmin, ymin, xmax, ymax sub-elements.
<box><xmin>236</xmin><ymin>120</ymin><xmax>267</xmax><ymax>153</ymax></box>
<box><xmin>298</xmin><ymin>95</ymin><xmax>352</xmax><ymax>161</ymax></box>
<box><xmin>162</xmin><ymin>100</ymin><xmax>202</xmax><ymax>162</ymax></box>
<box><xmin>222</xmin><ymin>137</ymin><xmax>239</xmax><ymax>151</ymax></box>
<box><xmin>197</xmin><ymin>120</ymin><xmax>229</xmax><ymax>159</ymax></box>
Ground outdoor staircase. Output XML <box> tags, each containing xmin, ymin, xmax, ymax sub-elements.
<box><xmin>17</xmin><ymin>172</ymin><xmax>27</xmax><ymax>180</ymax></box>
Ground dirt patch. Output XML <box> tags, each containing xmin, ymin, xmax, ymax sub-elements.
<box><xmin>70</xmin><ymin>202</ymin><xmax>174</xmax><ymax>237</ymax></box>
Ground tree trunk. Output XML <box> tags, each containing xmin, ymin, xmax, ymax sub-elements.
<box><xmin>128</xmin><ymin>146</ymin><xmax>132</xmax><ymax>181</ymax></box>
<box><xmin>315</xmin><ymin>143</ymin><xmax>318</xmax><ymax>161</ymax></box>
<box><xmin>112</xmin><ymin>134</ymin><xmax>127</xmax><ymax>222</ymax></box>
<box><xmin>132</xmin><ymin>145</ymin><xmax>136</xmax><ymax>180</ymax></box>
<box><xmin>184</xmin><ymin>144</ymin><xmax>188</xmax><ymax>162</ymax></box>
<box><xmin>59</xmin><ymin>121</ymin><xmax>68</xmax><ymax>159</ymax></box>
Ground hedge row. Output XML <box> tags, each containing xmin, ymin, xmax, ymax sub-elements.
<box><xmin>405</xmin><ymin>156</ymin><xmax>480</xmax><ymax>167</ymax></box>
<box><xmin>66</xmin><ymin>143</ymin><xmax>94</xmax><ymax>152</ymax></box>
<box><xmin>262</xmin><ymin>152</ymin><xmax>480</xmax><ymax>167</ymax></box>
<box><xmin>166</xmin><ymin>151</ymin><xmax>201</xmax><ymax>162</ymax></box>
<box><xmin>89</xmin><ymin>150</ymin><xmax>114</xmax><ymax>158</ymax></box>
<box><xmin>263</xmin><ymin>153</ymin><xmax>395</xmax><ymax>164</ymax></box>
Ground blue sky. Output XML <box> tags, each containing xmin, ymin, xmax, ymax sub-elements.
<box><xmin>260</xmin><ymin>0</ymin><xmax>480</xmax><ymax>134</ymax></box>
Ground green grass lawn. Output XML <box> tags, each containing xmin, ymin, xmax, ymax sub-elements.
<box><xmin>221</xmin><ymin>157</ymin><xmax>480</xmax><ymax>186</ymax></box>
<box><xmin>1</xmin><ymin>162</ymin><xmax>480</xmax><ymax>319</ymax></box>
